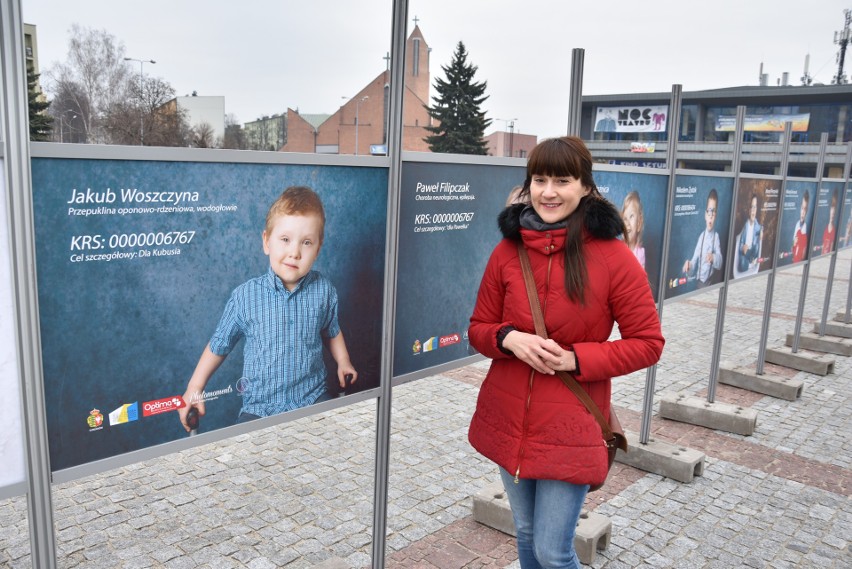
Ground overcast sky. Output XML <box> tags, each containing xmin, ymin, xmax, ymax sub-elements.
<box><xmin>22</xmin><ymin>0</ymin><xmax>852</xmax><ymax>140</ymax></box>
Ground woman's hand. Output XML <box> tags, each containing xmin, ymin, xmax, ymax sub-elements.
<box><xmin>502</xmin><ymin>330</ymin><xmax>576</xmax><ymax>375</ymax></box>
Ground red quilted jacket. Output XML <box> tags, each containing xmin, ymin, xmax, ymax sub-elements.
<box><xmin>468</xmin><ymin>201</ymin><xmax>664</xmax><ymax>486</ymax></box>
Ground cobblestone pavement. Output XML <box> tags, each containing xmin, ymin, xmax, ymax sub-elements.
<box><xmin>1</xmin><ymin>253</ymin><xmax>851</xmax><ymax>568</ymax></box>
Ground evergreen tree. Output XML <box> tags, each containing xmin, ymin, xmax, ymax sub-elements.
<box><xmin>28</xmin><ymin>66</ymin><xmax>53</xmax><ymax>141</ymax></box>
<box><xmin>424</xmin><ymin>41</ymin><xmax>491</xmax><ymax>154</ymax></box>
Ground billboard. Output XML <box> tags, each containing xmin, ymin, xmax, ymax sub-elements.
<box><xmin>664</xmin><ymin>173</ymin><xmax>734</xmax><ymax>300</ymax></box>
<box><xmin>811</xmin><ymin>181</ymin><xmax>844</xmax><ymax>258</ymax></box>
<box><xmin>394</xmin><ymin>161</ymin><xmax>524</xmax><ymax>377</ymax></box>
<box><xmin>594</xmin><ymin>169</ymin><xmax>669</xmax><ymax>303</ymax></box>
<box><xmin>730</xmin><ymin>177</ymin><xmax>781</xmax><ymax>280</ymax></box>
<box><xmin>0</xmin><ymin>157</ymin><xmax>26</xmax><ymax>492</ymax></box>
<box><xmin>715</xmin><ymin>113</ymin><xmax>810</xmax><ymax>132</ymax></box>
<box><xmin>777</xmin><ymin>179</ymin><xmax>817</xmax><ymax>268</ymax></box>
<box><xmin>31</xmin><ymin>158</ymin><xmax>387</xmax><ymax>472</ymax></box>
<box><xmin>594</xmin><ymin>105</ymin><xmax>668</xmax><ymax>133</ymax></box>
<box><xmin>838</xmin><ymin>182</ymin><xmax>852</xmax><ymax>250</ymax></box>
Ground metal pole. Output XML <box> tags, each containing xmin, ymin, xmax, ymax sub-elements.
<box><xmin>756</xmin><ymin>122</ymin><xmax>793</xmax><ymax>374</ymax></box>
<box><xmin>1</xmin><ymin>1</ymin><xmax>58</xmax><ymax>566</ymax></box>
<box><xmin>707</xmin><ymin>105</ymin><xmax>746</xmax><ymax>403</ymax></box>
<box><xmin>791</xmin><ymin>133</ymin><xmax>829</xmax><ymax>352</ymax></box>
<box><xmin>639</xmin><ymin>84</ymin><xmax>681</xmax><ymax>444</ymax></box>
<box><xmin>566</xmin><ymin>48</ymin><xmax>584</xmax><ymax>137</ymax></box>
<box><xmin>371</xmin><ymin>0</ymin><xmax>407</xmax><ymax>566</ymax></box>
<box><xmin>124</xmin><ymin>57</ymin><xmax>155</xmax><ymax>145</ymax></box>
<box><xmin>817</xmin><ymin>144</ymin><xmax>852</xmax><ymax>336</ymax></box>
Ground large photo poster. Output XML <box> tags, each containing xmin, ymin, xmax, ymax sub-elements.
<box><xmin>593</xmin><ymin>168</ymin><xmax>669</xmax><ymax>302</ymax></box>
<box><xmin>32</xmin><ymin>158</ymin><xmax>387</xmax><ymax>473</ymax></box>
<box><xmin>394</xmin><ymin>161</ymin><xmax>524</xmax><ymax>378</ymax></box>
<box><xmin>730</xmin><ymin>176</ymin><xmax>781</xmax><ymax>280</ymax></box>
<box><xmin>664</xmin><ymin>173</ymin><xmax>734</xmax><ymax>300</ymax></box>
<box><xmin>0</xmin><ymin>158</ymin><xmax>26</xmax><ymax>493</ymax></box>
<box><xmin>811</xmin><ymin>181</ymin><xmax>844</xmax><ymax>258</ymax></box>
<box><xmin>777</xmin><ymin>179</ymin><xmax>817</xmax><ymax>268</ymax></box>
<box><xmin>838</xmin><ymin>182</ymin><xmax>852</xmax><ymax>250</ymax></box>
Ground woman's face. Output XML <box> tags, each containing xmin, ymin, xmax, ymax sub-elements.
<box><xmin>529</xmin><ymin>174</ymin><xmax>589</xmax><ymax>224</ymax></box>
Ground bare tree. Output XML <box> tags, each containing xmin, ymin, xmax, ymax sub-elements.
<box><xmin>190</xmin><ymin>122</ymin><xmax>220</xmax><ymax>148</ymax></box>
<box><xmin>44</xmin><ymin>25</ymin><xmax>132</xmax><ymax>143</ymax></box>
<box><xmin>223</xmin><ymin>114</ymin><xmax>247</xmax><ymax>150</ymax></box>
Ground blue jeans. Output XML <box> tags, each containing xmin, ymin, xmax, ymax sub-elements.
<box><xmin>499</xmin><ymin>467</ymin><xmax>589</xmax><ymax>569</ymax></box>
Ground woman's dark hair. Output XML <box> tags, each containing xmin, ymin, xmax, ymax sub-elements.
<box><xmin>517</xmin><ymin>136</ymin><xmax>623</xmax><ymax>304</ymax></box>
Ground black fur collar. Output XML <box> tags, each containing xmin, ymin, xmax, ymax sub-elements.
<box><xmin>498</xmin><ymin>199</ymin><xmax>624</xmax><ymax>241</ymax></box>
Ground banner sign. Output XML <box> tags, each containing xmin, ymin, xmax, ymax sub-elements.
<box><xmin>594</xmin><ymin>169</ymin><xmax>669</xmax><ymax>303</ymax></box>
<box><xmin>594</xmin><ymin>105</ymin><xmax>668</xmax><ymax>133</ymax></box>
<box><xmin>777</xmin><ymin>180</ymin><xmax>817</xmax><ymax>268</ymax></box>
<box><xmin>715</xmin><ymin>113</ymin><xmax>810</xmax><ymax>132</ymax></box>
<box><xmin>32</xmin><ymin>158</ymin><xmax>387</xmax><ymax>472</ymax></box>
<box><xmin>811</xmin><ymin>181</ymin><xmax>844</xmax><ymax>258</ymax></box>
<box><xmin>630</xmin><ymin>142</ymin><xmax>656</xmax><ymax>153</ymax></box>
<box><xmin>730</xmin><ymin>177</ymin><xmax>782</xmax><ymax>280</ymax></box>
<box><xmin>838</xmin><ymin>182</ymin><xmax>852</xmax><ymax>250</ymax></box>
<box><xmin>0</xmin><ymin>158</ymin><xmax>26</xmax><ymax>492</ymax></box>
<box><xmin>664</xmin><ymin>174</ymin><xmax>734</xmax><ymax>300</ymax></box>
<box><xmin>394</xmin><ymin>161</ymin><xmax>524</xmax><ymax>377</ymax></box>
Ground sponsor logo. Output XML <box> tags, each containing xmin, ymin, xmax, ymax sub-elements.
<box><xmin>109</xmin><ymin>402</ymin><xmax>139</xmax><ymax>426</ymax></box>
<box><xmin>187</xmin><ymin>384</ymin><xmax>234</xmax><ymax>405</ymax></box>
<box><xmin>236</xmin><ymin>377</ymin><xmax>250</xmax><ymax>395</ymax></box>
<box><xmin>142</xmin><ymin>396</ymin><xmax>186</xmax><ymax>417</ymax></box>
<box><xmin>87</xmin><ymin>409</ymin><xmax>104</xmax><ymax>431</ymax></box>
<box><xmin>411</xmin><ymin>339</ymin><xmax>422</xmax><ymax>355</ymax></box>
<box><xmin>423</xmin><ymin>337</ymin><xmax>438</xmax><ymax>352</ymax></box>
<box><xmin>439</xmin><ymin>333</ymin><xmax>460</xmax><ymax>347</ymax></box>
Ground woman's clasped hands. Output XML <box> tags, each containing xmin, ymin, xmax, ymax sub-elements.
<box><xmin>501</xmin><ymin>330</ymin><xmax>576</xmax><ymax>375</ymax></box>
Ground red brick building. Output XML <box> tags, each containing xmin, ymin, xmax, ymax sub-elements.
<box><xmin>281</xmin><ymin>26</ymin><xmax>434</xmax><ymax>154</ymax></box>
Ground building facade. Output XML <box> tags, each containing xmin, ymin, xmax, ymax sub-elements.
<box><xmin>582</xmin><ymin>85</ymin><xmax>852</xmax><ymax>177</ymax></box>
<box><xmin>244</xmin><ymin>114</ymin><xmax>287</xmax><ymax>151</ymax></box>
<box><xmin>280</xmin><ymin>26</ymin><xmax>433</xmax><ymax>154</ymax></box>
<box><xmin>484</xmin><ymin>130</ymin><xmax>537</xmax><ymax>158</ymax></box>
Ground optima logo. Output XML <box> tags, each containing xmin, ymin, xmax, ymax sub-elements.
<box><xmin>439</xmin><ymin>333</ymin><xmax>460</xmax><ymax>347</ymax></box>
<box><xmin>142</xmin><ymin>396</ymin><xmax>186</xmax><ymax>417</ymax></box>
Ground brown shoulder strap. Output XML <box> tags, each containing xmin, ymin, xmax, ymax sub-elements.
<box><xmin>516</xmin><ymin>243</ymin><xmax>613</xmax><ymax>439</ymax></box>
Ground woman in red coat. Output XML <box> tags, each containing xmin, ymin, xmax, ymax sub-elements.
<box><xmin>468</xmin><ymin>137</ymin><xmax>664</xmax><ymax>569</ymax></box>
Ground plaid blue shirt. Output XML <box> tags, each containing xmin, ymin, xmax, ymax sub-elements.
<box><xmin>209</xmin><ymin>267</ymin><xmax>340</xmax><ymax>416</ymax></box>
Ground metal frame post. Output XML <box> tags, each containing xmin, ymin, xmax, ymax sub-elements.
<box><xmin>566</xmin><ymin>49</ymin><xmax>584</xmax><ymax>137</ymax></box>
<box><xmin>817</xmin><ymin>144</ymin><xmax>852</xmax><ymax>335</ymax></box>
<box><xmin>0</xmin><ymin>0</ymin><xmax>58</xmax><ymax>566</ymax></box>
<box><xmin>706</xmin><ymin>106</ymin><xmax>746</xmax><ymax>403</ymax></box>
<box><xmin>639</xmin><ymin>84</ymin><xmax>681</xmax><ymax>443</ymax></box>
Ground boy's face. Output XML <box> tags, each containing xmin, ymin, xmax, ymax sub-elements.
<box><xmin>705</xmin><ymin>198</ymin><xmax>717</xmax><ymax>231</ymax></box>
<box><xmin>263</xmin><ymin>213</ymin><xmax>323</xmax><ymax>291</ymax></box>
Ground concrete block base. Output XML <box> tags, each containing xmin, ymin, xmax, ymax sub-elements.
<box><xmin>834</xmin><ymin>311</ymin><xmax>852</xmax><ymax>323</ymax></box>
<box><xmin>764</xmin><ymin>345</ymin><xmax>834</xmax><ymax>376</ymax></box>
<box><xmin>818</xmin><ymin>319</ymin><xmax>852</xmax><ymax>339</ymax></box>
<box><xmin>615</xmin><ymin>431</ymin><xmax>705</xmax><ymax>483</ymax></box>
<box><xmin>718</xmin><ymin>365</ymin><xmax>803</xmax><ymax>401</ymax></box>
<box><xmin>658</xmin><ymin>393</ymin><xmax>757</xmax><ymax>436</ymax></box>
<box><xmin>472</xmin><ymin>480</ymin><xmax>515</xmax><ymax>536</ymax></box>
<box><xmin>786</xmin><ymin>332</ymin><xmax>852</xmax><ymax>356</ymax></box>
<box><xmin>472</xmin><ymin>480</ymin><xmax>611</xmax><ymax>565</ymax></box>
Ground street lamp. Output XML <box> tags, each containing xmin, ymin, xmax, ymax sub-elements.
<box><xmin>59</xmin><ymin>110</ymin><xmax>76</xmax><ymax>143</ymax></box>
<box><xmin>124</xmin><ymin>57</ymin><xmax>156</xmax><ymax>145</ymax></box>
<box><xmin>355</xmin><ymin>95</ymin><xmax>368</xmax><ymax>155</ymax></box>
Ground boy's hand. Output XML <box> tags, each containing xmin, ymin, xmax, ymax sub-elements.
<box><xmin>178</xmin><ymin>390</ymin><xmax>206</xmax><ymax>433</ymax></box>
<box><xmin>337</xmin><ymin>365</ymin><xmax>357</xmax><ymax>388</ymax></box>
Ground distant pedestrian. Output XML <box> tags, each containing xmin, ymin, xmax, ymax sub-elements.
<box><xmin>468</xmin><ymin>137</ymin><xmax>664</xmax><ymax>568</ymax></box>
